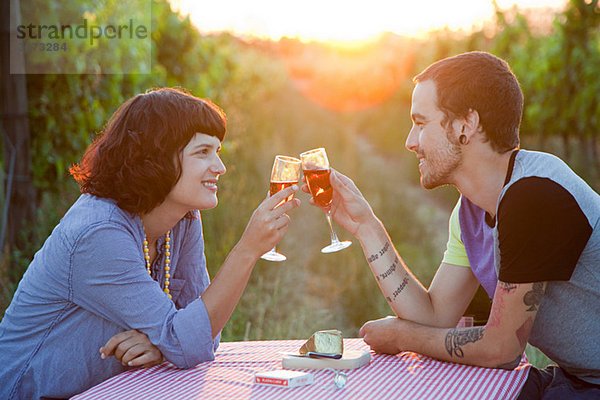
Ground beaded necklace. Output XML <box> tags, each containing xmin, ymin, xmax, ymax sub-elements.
<box><xmin>143</xmin><ymin>229</ymin><xmax>172</xmax><ymax>300</ymax></box>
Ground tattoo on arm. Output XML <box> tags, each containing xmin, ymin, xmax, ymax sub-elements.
<box><xmin>496</xmin><ymin>354</ymin><xmax>522</xmax><ymax>370</ymax></box>
<box><xmin>379</xmin><ymin>241</ymin><xmax>390</xmax><ymax>256</ymax></box>
<box><xmin>367</xmin><ymin>253</ymin><xmax>378</xmax><ymax>263</ymax></box>
<box><xmin>385</xmin><ymin>272</ymin><xmax>409</xmax><ymax>303</ymax></box>
<box><xmin>392</xmin><ymin>274</ymin><xmax>409</xmax><ymax>299</ymax></box>
<box><xmin>523</xmin><ymin>282</ymin><xmax>544</xmax><ymax>311</ymax></box>
<box><xmin>367</xmin><ymin>241</ymin><xmax>391</xmax><ymax>263</ymax></box>
<box><xmin>499</xmin><ymin>282</ymin><xmax>518</xmax><ymax>293</ymax></box>
<box><xmin>377</xmin><ymin>256</ymin><xmax>399</xmax><ymax>281</ymax></box>
<box><xmin>445</xmin><ymin>327</ymin><xmax>485</xmax><ymax>358</ymax></box>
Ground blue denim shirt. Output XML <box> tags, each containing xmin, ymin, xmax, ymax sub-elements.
<box><xmin>0</xmin><ymin>194</ymin><xmax>220</xmax><ymax>399</ymax></box>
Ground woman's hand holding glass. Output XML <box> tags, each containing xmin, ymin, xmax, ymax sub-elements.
<box><xmin>260</xmin><ymin>156</ymin><xmax>302</xmax><ymax>261</ymax></box>
<box><xmin>248</xmin><ymin>149</ymin><xmax>362</xmax><ymax>260</ymax></box>
<box><xmin>241</xmin><ymin>183</ymin><xmax>301</xmax><ymax>261</ymax></box>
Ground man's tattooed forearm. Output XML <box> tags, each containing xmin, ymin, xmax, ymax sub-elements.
<box><xmin>445</xmin><ymin>327</ymin><xmax>485</xmax><ymax>358</ymax></box>
<box><xmin>385</xmin><ymin>272</ymin><xmax>409</xmax><ymax>303</ymax></box>
<box><xmin>367</xmin><ymin>241</ymin><xmax>391</xmax><ymax>263</ymax></box>
<box><xmin>377</xmin><ymin>256</ymin><xmax>399</xmax><ymax>281</ymax></box>
<box><xmin>523</xmin><ymin>282</ymin><xmax>544</xmax><ymax>311</ymax></box>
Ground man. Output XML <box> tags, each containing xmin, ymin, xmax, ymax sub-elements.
<box><xmin>307</xmin><ymin>52</ymin><xmax>600</xmax><ymax>398</ymax></box>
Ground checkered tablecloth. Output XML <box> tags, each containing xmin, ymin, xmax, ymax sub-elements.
<box><xmin>72</xmin><ymin>338</ymin><xmax>531</xmax><ymax>399</ymax></box>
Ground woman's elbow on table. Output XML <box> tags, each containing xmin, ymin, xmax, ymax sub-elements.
<box><xmin>158</xmin><ymin>326</ymin><xmax>219</xmax><ymax>368</ymax></box>
<box><xmin>159</xmin><ymin>299</ymin><xmax>221</xmax><ymax>368</ymax></box>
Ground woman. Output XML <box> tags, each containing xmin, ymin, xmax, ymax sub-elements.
<box><xmin>0</xmin><ymin>88</ymin><xmax>300</xmax><ymax>399</ymax></box>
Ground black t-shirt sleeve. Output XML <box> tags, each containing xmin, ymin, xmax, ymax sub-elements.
<box><xmin>497</xmin><ymin>177</ymin><xmax>592</xmax><ymax>283</ymax></box>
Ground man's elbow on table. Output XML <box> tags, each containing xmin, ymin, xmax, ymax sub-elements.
<box><xmin>495</xmin><ymin>353</ymin><xmax>523</xmax><ymax>370</ymax></box>
<box><xmin>485</xmin><ymin>348</ymin><xmax>523</xmax><ymax>370</ymax></box>
<box><xmin>482</xmin><ymin>332</ymin><xmax>524</xmax><ymax>370</ymax></box>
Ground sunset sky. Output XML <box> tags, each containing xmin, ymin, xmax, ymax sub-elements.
<box><xmin>170</xmin><ymin>0</ymin><xmax>567</xmax><ymax>41</ymax></box>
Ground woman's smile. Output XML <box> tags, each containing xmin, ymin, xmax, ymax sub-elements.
<box><xmin>201</xmin><ymin>178</ymin><xmax>219</xmax><ymax>192</ymax></box>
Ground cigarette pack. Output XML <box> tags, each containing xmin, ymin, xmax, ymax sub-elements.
<box><xmin>254</xmin><ymin>369</ymin><xmax>314</xmax><ymax>388</ymax></box>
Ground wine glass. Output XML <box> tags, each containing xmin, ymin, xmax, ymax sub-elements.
<box><xmin>300</xmin><ymin>148</ymin><xmax>352</xmax><ymax>253</ymax></box>
<box><xmin>260</xmin><ymin>155</ymin><xmax>302</xmax><ymax>262</ymax></box>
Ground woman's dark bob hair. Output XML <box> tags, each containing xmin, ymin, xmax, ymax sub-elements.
<box><xmin>70</xmin><ymin>87</ymin><xmax>227</xmax><ymax>214</ymax></box>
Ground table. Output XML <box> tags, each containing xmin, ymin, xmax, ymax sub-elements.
<box><xmin>72</xmin><ymin>338</ymin><xmax>531</xmax><ymax>399</ymax></box>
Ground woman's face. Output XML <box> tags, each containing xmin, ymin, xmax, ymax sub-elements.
<box><xmin>164</xmin><ymin>133</ymin><xmax>226</xmax><ymax>213</ymax></box>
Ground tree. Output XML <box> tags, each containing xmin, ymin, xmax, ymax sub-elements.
<box><xmin>0</xmin><ymin>0</ymin><xmax>35</xmax><ymax>253</ymax></box>
<box><xmin>492</xmin><ymin>0</ymin><xmax>600</xmax><ymax>183</ymax></box>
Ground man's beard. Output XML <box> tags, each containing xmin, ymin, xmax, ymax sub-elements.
<box><xmin>420</xmin><ymin>129</ymin><xmax>463</xmax><ymax>190</ymax></box>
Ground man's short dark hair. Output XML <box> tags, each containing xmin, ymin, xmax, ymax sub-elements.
<box><xmin>414</xmin><ymin>51</ymin><xmax>522</xmax><ymax>153</ymax></box>
<box><xmin>70</xmin><ymin>87</ymin><xmax>227</xmax><ymax>214</ymax></box>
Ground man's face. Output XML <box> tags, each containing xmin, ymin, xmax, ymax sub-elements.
<box><xmin>405</xmin><ymin>80</ymin><xmax>462</xmax><ymax>189</ymax></box>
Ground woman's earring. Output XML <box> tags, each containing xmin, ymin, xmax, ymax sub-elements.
<box><xmin>459</xmin><ymin>134</ymin><xmax>468</xmax><ymax>145</ymax></box>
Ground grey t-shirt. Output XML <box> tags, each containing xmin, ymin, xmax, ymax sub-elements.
<box><xmin>493</xmin><ymin>150</ymin><xmax>600</xmax><ymax>384</ymax></box>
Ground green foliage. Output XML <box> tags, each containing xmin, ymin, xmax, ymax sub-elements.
<box><xmin>151</xmin><ymin>0</ymin><xmax>235</xmax><ymax>100</ymax></box>
<box><xmin>491</xmin><ymin>0</ymin><xmax>600</xmax><ymax>185</ymax></box>
<box><xmin>3</xmin><ymin>0</ymin><xmax>232</xmax><ymax>301</ymax></box>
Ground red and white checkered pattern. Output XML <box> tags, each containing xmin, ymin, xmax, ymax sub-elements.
<box><xmin>73</xmin><ymin>338</ymin><xmax>530</xmax><ymax>399</ymax></box>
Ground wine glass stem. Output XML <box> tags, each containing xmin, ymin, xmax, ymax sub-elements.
<box><xmin>326</xmin><ymin>210</ymin><xmax>340</xmax><ymax>244</ymax></box>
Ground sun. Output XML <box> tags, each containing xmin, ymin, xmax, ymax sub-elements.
<box><xmin>170</xmin><ymin>0</ymin><xmax>566</xmax><ymax>42</ymax></box>
<box><xmin>168</xmin><ymin>0</ymin><xmax>567</xmax><ymax>112</ymax></box>
<box><xmin>276</xmin><ymin>37</ymin><xmax>415</xmax><ymax>112</ymax></box>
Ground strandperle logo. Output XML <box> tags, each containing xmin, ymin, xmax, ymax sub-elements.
<box><xmin>10</xmin><ymin>0</ymin><xmax>151</xmax><ymax>74</ymax></box>
<box><xmin>16</xmin><ymin>18</ymin><xmax>148</xmax><ymax>46</ymax></box>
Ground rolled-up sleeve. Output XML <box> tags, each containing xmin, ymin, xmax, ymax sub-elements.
<box><xmin>168</xmin><ymin>298</ymin><xmax>215</xmax><ymax>366</ymax></box>
<box><xmin>70</xmin><ymin>221</ymin><xmax>215</xmax><ymax>368</ymax></box>
<box><xmin>176</xmin><ymin>216</ymin><xmax>221</xmax><ymax>353</ymax></box>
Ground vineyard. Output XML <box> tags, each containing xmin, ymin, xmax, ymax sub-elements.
<box><xmin>1</xmin><ymin>0</ymin><xmax>599</xmax><ymax>369</ymax></box>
